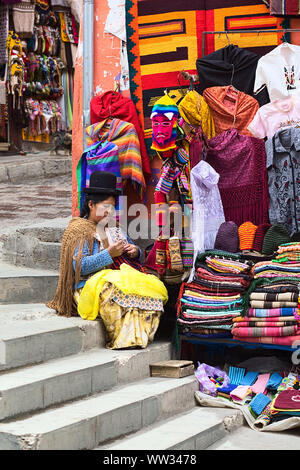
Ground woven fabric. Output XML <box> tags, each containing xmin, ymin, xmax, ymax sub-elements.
<box><xmin>232</xmin><ymin>325</ymin><xmax>299</xmax><ymax>337</ymax></box>
<box><xmin>270</xmin><ymin>0</ymin><xmax>300</xmax><ymax>15</ymax></box>
<box><xmin>178</xmin><ymin>90</ymin><xmax>215</xmax><ymax>139</ymax></box>
<box><xmin>248</xmin><ymin>307</ymin><xmax>297</xmax><ymax>317</ymax></box>
<box><xmin>232</xmin><ymin>334</ymin><xmax>300</xmax><ymax>345</ymax></box>
<box><xmin>205</xmin><ymin>128</ymin><xmax>269</xmax><ymax>227</ymax></box>
<box><xmin>85</xmin><ymin>118</ymin><xmax>146</xmax><ymax>199</ymax></box>
<box><xmin>249</xmin><ymin>393</ymin><xmax>271</xmax><ymax>417</ymax></box>
<box><xmin>125</xmin><ymin>0</ymin><xmax>284</xmax><ymax>154</ymax></box>
<box><xmin>203</xmin><ymin>86</ymin><xmax>259</xmax><ymax>137</ymax></box>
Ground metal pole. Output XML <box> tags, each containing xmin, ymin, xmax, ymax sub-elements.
<box><xmin>202</xmin><ymin>28</ymin><xmax>300</xmax><ymax>57</ymax></box>
<box><xmin>82</xmin><ymin>0</ymin><xmax>94</xmax><ymax>150</ymax></box>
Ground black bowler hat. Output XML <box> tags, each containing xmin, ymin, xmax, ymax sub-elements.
<box><xmin>83</xmin><ymin>171</ymin><xmax>122</xmax><ymax>196</ymax></box>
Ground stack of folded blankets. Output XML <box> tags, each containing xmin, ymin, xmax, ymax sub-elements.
<box><xmin>177</xmin><ymin>250</ymin><xmax>253</xmax><ymax>338</ymax></box>
<box><xmin>232</xmin><ymin>242</ymin><xmax>300</xmax><ymax>346</ymax></box>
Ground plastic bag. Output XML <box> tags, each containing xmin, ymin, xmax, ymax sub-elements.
<box><xmin>195</xmin><ymin>362</ymin><xmax>230</xmax><ymax>397</ymax></box>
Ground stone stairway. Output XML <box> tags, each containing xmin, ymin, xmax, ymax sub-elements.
<box><xmin>0</xmin><ymin>303</ymin><xmax>243</xmax><ymax>450</ymax></box>
<box><xmin>0</xmin><ymin>218</ymin><xmax>246</xmax><ymax>450</ymax></box>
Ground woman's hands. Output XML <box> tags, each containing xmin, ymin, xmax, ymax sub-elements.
<box><xmin>124</xmin><ymin>243</ymin><xmax>140</xmax><ymax>259</ymax></box>
<box><xmin>107</xmin><ymin>241</ymin><xmax>125</xmax><ymax>258</ymax></box>
<box><xmin>108</xmin><ymin>241</ymin><xmax>140</xmax><ymax>259</ymax></box>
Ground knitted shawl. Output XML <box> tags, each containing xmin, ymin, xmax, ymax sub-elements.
<box><xmin>47</xmin><ymin>217</ymin><xmax>97</xmax><ymax>317</ymax></box>
<box><xmin>203</xmin><ymin>86</ymin><xmax>259</xmax><ymax>137</ymax></box>
<box><xmin>206</xmin><ymin>129</ymin><xmax>270</xmax><ymax>227</ymax></box>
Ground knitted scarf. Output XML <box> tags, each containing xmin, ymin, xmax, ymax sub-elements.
<box><xmin>47</xmin><ymin>217</ymin><xmax>97</xmax><ymax>317</ymax></box>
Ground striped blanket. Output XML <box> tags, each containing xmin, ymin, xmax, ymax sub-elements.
<box><xmin>232</xmin><ymin>335</ymin><xmax>300</xmax><ymax>346</ymax></box>
<box><xmin>85</xmin><ymin>118</ymin><xmax>146</xmax><ymax>199</ymax></box>
<box><xmin>232</xmin><ymin>325</ymin><xmax>299</xmax><ymax>337</ymax></box>
<box><xmin>248</xmin><ymin>307</ymin><xmax>298</xmax><ymax>318</ymax></box>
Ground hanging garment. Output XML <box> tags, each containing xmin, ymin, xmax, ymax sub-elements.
<box><xmin>188</xmin><ymin>160</ymin><xmax>225</xmax><ymax>282</ymax></box>
<box><xmin>203</xmin><ymin>86</ymin><xmax>259</xmax><ymax>137</ymax></box>
<box><xmin>178</xmin><ymin>90</ymin><xmax>215</xmax><ymax>139</ymax></box>
<box><xmin>190</xmin><ymin>160</ymin><xmax>225</xmax><ymax>253</ymax></box>
<box><xmin>248</xmin><ymin>96</ymin><xmax>300</xmax><ymax>139</ymax></box>
<box><xmin>0</xmin><ymin>6</ymin><xmax>8</xmax><ymax>64</ymax></box>
<box><xmin>90</xmin><ymin>91</ymin><xmax>151</xmax><ymax>176</ymax></box>
<box><xmin>265</xmin><ymin>127</ymin><xmax>300</xmax><ymax>236</ymax></box>
<box><xmin>76</xmin><ymin>140</ymin><xmax>120</xmax><ymax>211</ymax></box>
<box><xmin>12</xmin><ymin>0</ymin><xmax>35</xmax><ymax>38</ymax></box>
<box><xmin>205</xmin><ymin>128</ymin><xmax>270</xmax><ymax>227</ymax></box>
<box><xmin>254</xmin><ymin>42</ymin><xmax>300</xmax><ymax>102</ymax></box>
<box><xmin>85</xmin><ymin>118</ymin><xmax>146</xmax><ymax>199</ymax></box>
<box><xmin>196</xmin><ymin>44</ymin><xmax>270</xmax><ymax>105</ymax></box>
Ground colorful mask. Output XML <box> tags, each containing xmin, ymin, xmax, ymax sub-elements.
<box><xmin>151</xmin><ymin>94</ymin><xmax>179</xmax><ymax>152</ymax></box>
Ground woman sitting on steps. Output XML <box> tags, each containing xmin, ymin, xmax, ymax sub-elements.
<box><xmin>47</xmin><ymin>171</ymin><xmax>168</xmax><ymax>350</ymax></box>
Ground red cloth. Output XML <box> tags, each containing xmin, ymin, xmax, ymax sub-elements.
<box><xmin>90</xmin><ymin>91</ymin><xmax>151</xmax><ymax>176</ymax></box>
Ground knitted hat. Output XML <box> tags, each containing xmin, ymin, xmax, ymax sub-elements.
<box><xmin>151</xmin><ymin>93</ymin><xmax>179</xmax><ymax>152</ymax></box>
<box><xmin>262</xmin><ymin>224</ymin><xmax>291</xmax><ymax>255</ymax></box>
<box><xmin>238</xmin><ymin>222</ymin><xmax>258</xmax><ymax>251</ymax></box>
<box><xmin>252</xmin><ymin>223</ymin><xmax>272</xmax><ymax>253</ymax></box>
<box><xmin>150</xmin><ymin>93</ymin><xmax>179</xmax><ymax>120</ymax></box>
<box><xmin>214</xmin><ymin>221</ymin><xmax>239</xmax><ymax>253</ymax></box>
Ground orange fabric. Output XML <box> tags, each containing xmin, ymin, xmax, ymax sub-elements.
<box><xmin>238</xmin><ymin>221</ymin><xmax>258</xmax><ymax>251</ymax></box>
<box><xmin>203</xmin><ymin>86</ymin><xmax>259</xmax><ymax>137</ymax></box>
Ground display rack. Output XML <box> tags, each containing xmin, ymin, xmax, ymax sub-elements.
<box><xmin>202</xmin><ymin>28</ymin><xmax>300</xmax><ymax>57</ymax></box>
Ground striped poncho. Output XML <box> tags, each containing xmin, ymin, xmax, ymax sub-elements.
<box><xmin>85</xmin><ymin>118</ymin><xmax>146</xmax><ymax>200</ymax></box>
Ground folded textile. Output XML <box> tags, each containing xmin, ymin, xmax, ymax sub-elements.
<box><xmin>232</xmin><ymin>325</ymin><xmax>299</xmax><ymax>337</ymax></box>
<box><xmin>230</xmin><ymin>385</ymin><xmax>253</xmax><ymax>401</ymax></box>
<box><xmin>233</xmin><ymin>321</ymin><xmax>297</xmax><ymax>327</ymax></box>
<box><xmin>249</xmin><ymin>292</ymin><xmax>298</xmax><ymax>302</ymax></box>
<box><xmin>248</xmin><ymin>307</ymin><xmax>297</xmax><ymax>318</ymax></box>
<box><xmin>266</xmin><ymin>373</ymin><xmax>283</xmax><ymax>392</ymax></box>
<box><xmin>233</xmin><ymin>315</ymin><xmax>297</xmax><ymax>323</ymax></box>
<box><xmin>232</xmin><ymin>335</ymin><xmax>300</xmax><ymax>346</ymax></box>
<box><xmin>250</xmin><ymin>301</ymin><xmax>297</xmax><ymax>309</ymax></box>
<box><xmin>239</xmin><ymin>371</ymin><xmax>259</xmax><ymax>386</ymax></box>
<box><xmin>228</xmin><ymin>366</ymin><xmax>246</xmax><ymax>385</ymax></box>
<box><xmin>249</xmin><ymin>393</ymin><xmax>271</xmax><ymax>417</ymax></box>
<box><xmin>251</xmin><ymin>373</ymin><xmax>270</xmax><ymax>394</ymax></box>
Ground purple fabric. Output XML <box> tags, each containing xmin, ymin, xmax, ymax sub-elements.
<box><xmin>205</xmin><ymin>129</ymin><xmax>270</xmax><ymax>227</ymax></box>
<box><xmin>195</xmin><ymin>362</ymin><xmax>230</xmax><ymax>396</ymax></box>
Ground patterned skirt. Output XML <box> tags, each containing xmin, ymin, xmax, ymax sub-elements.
<box><xmin>74</xmin><ymin>282</ymin><xmax>162</xmax><ymax>349</ymax></box>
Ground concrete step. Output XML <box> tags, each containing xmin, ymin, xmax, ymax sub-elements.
<box><xmin>96</xmin><ymin>407</ymin><xmax>243</xmax><ymax>451</ymax></box>
<box><xmin>0</xmin><ymin>154</ymin><xmax>72</xmax><ymax>184</ymax></box>
<box><xmin>0</xmin><ymin>341</ymin><xmax>172</xmax><ymax>421</ymax></box>
<box><xmin>0</xmin><ymin>304</ymin><xmax>106</xmax><ymax>370</ymax></box>
<box><xmin>0</xmin><ymin>375</ymin><xmax>198</xmax><ymax>450</ymax></box>
<box><xmin>206</xmin><ymin>424</ymin><xmax>300</xmax><ymax>450</ymax></box>
<box><xmin>0</xmin><ymin>262</ymin><xmax>58</xmax><ymax>303</ymax></box>
<box><xmin>1</xmin><ymin>218</ymin><xmax>69</xmax><ymax>271</ymax></box>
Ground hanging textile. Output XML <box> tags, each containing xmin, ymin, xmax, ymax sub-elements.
<box><xmin>85</xmin><ymin>118</ymin><xmax>146</xmax><ymax>200</ymax></box>
<box><xmin>203</xmin><ymin>86</ymin><xmax>259</xmax><ymax>137</ymax></box>
<box><xmin>0</xmin><ymin>5</ymin><xmax>8</xmax><ymax>64</ymax></box>
<box><xmin>265</xmin><ymin>127</ymin><xmax>300</xmax><ymax>236</ymax></box>
<box><xmin>205</xmin><ymin>128</ymin><xmax>270</xmax><ymax>227</ymax></box>
<box><xmin>254</xmin><ymin>43</ymin><xmax>300</xmax><ymax>102</ymax></box>
<box><xmin>90</xmin><ymin>91</ymin><xmax>151</xmax><ymax>176</ymax></box>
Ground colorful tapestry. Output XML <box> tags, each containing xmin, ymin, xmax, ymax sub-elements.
<box><xmin>125</xmin><ymin>0</ymin><xmax>287</xmax><ymax>153</ymax></box>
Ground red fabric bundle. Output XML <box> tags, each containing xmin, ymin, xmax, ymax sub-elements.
<box><xmin>90</xmin><ymin>91</ymin><xmax>151</xmax><ymax>176</ymax></box>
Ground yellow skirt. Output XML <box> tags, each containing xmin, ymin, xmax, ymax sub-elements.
<box><xmin>74</xmin><ymin>282</ymin><xmax>162</xmax><ymax>350</ymax></box>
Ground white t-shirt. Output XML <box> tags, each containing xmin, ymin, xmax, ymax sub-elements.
<box><xmin>254</xmin><ymin>43</ymin><xmax>300</xmax><ymax>102</ymax></box>
<box><xmin>248</xmin><ymin>96</ymin><xmax>300</xmax><ymax>139</ymax></box>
